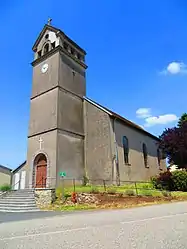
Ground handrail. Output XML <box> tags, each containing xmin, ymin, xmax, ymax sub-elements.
<box><xmin>11</xmin><ymin>180</ymin><xmax>20</xmax><ymax>190</ymax></box>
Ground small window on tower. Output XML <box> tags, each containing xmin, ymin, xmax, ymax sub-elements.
<box><xmin>45</xmin><ymin>34</ymin><xmax>49</xmax><ymax>39</ymax></box>
<box><xmin>38</xmin><ymin>50</ymin><xmax>42</xmax><ymax>58</ymax></box>
<box><xmin>63</xmin><ymin>42</ymin><xmax>68</xmax><ymax>50</ymax></box>
<box><xmin>44</xmin><ymin>43</ymin><xmax>49</xmax><ymax>54</ymax></box>
<box><xmin>51</xmin><ymin>42</ymin><xmax>56</xmax><ymax>49</ymax></box>
<box><xmin>70</xmin><ymin>47</ymin><xmax>75</xmax><ymax>55</ymax></box>
<box><xmin>77</xmin><ymin>53</ymin><xmax>82</xmax><ymax>60</ymax></box>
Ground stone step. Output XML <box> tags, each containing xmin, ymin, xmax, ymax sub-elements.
<box><xmin>0</xmin><ymin>209</ymin><xmax>40</xmax><ymax>213</ymax></box>
<box><xmin>2</xmin><ymin>196</ymin><xmax>35</xmax><ymax>200</ymax></box>
<box><xmin>10</xmin><ymin>191</ymin><xmax>35</xmax><ymax>194</ymax></box>
<box><xmin>0</xmin><ymin>205</ymin><xmax>39</xmax><ymax>210</ymax></box>
<box><xmin>0</xmin><ymin>203</ymin><xmax>37</xmax><ymax>207</ymax></box>
<box><xmin>6</xmin><ymin>195</ymin><xmax>35</xmax><ymax>198</ymax></box>
<box><xmin>4</xmin><ymin>194</ymin><xmax>34</xmax><ymax>198</ymax></box>
<box><xmin>0</xmin><ymin>200</ymin><xmax>36</xmax><ymax>204</ymax></box>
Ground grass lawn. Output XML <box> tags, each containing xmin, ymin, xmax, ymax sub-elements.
<box><xmin>56</xmin><ymin>182</ymin><xmax>164</xmax><ymax>198</ymax></box>
<box><xmin>44</xmin><ymin>183</ymin><xmax>187</xmax><ymax>212</ymax></box>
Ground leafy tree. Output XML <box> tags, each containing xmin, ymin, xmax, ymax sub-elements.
<box><xmin>178</xmin><ymin>113</ymin><xmax>187</xmax><ymax>127</ymax></box>
<box><xmin>159</xmin><ymin>122</ymin><xmax>187</xmax><ymax>169</ymax></box>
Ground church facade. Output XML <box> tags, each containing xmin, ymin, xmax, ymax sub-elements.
<box><xmin>13</xmin><ymin>22</ymin><xmax>166</xmax><ymax>189</ymax></box>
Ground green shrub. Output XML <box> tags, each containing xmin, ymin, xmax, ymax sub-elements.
<box><xmin>0</xmin><ymin>184</ymin><xmax>11</xmax><ymax>192</ymax></box>
<box><xmin>151</xmin><ymin>171</ymin><xmax>173</xmax><ymax>190</ymax></box>
<box><xmin>82</xmin><ymin>176</ymin><xmax>89</xmax><ymax>186</ymax></box>
<box><xmin>162</xmin><ymin>191</ymin><xmax>171</xmax><ymax>197</ymax></box>
<box><xmin>125</xmin><ymin>189</ymin><xmax>135</xmax><ymax>196</ymax></box>
<box><xmin>151</xmin><ymin>170</ymin><xmax>187</xmax><ymax>192</ymax></box>
<box><xmin>90</xmin><ymin>186</ymin><xmax>99</xmax><ymax>194</ymax></box>
<box><xmin>171</xmin><ymin>170</ymin><xmax>187</xmax><ymax>191</ymax></box>
<box><xmin>64</xmin><ymin>193</ymin><xmax>71</xmax><ymax>198</ymax></box>
<box><xmin>107</xmin><ymin>188</ymin><xmax>116</xmax><ymax>194</ymax></box>
<box><xmin>140</xmin><ymin>190</ymin><xmax>153</xmax><ymax>196</ymax></box>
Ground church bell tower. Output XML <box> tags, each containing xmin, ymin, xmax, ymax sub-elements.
<box><xmin>26</xmin><ymin>20</ymin><xmax>87</xmax><ymax>188</ymax></box>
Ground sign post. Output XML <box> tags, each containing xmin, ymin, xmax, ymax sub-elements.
<box><xmin>59</xmin><ymin>172</ymin><xmax>66</xmax><ymax>201</ymax></box>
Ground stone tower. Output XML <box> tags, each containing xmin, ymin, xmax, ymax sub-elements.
<box><xmin>26</xmin><ymin>21</ymin><xmax>87</xmax><ymax>188</ymax></box>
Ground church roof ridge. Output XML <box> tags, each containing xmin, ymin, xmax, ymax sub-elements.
<box><xmin>12</xmin><ymin>161</ymin><xmax>26</xmax><ymax>173</ymax></box>
<box><xmin>84</xmin><ymin>97</ymin><xmax>160</xmax><ymax>141</ymax></box>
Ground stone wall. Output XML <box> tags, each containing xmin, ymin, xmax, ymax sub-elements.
<box><xmin>35</xmin><ymin>189</ymin><xmax>56</xmax><ymax>207</ymax></box>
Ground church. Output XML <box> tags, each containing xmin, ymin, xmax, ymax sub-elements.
<box><xmin>12</xmin><ymin>21</ymin><xmax>166</xmax><ymax>189</ymax></box>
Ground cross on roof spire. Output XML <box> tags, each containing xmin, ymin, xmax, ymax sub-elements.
<box><xmin>47</xmin><ymin>18</ymin><xmax>52</xmax><ymax>26</ymax></box>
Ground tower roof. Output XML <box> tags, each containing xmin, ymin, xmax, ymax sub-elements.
<box><xmin>32</xmin><ymin>24</ymin><xmax>86</xmax><ymax>55</ymax></box>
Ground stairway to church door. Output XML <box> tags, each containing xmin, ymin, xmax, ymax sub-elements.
<box><xmin>35</xmin><ymin>155</ymin><xmax>47</xmax><ymax>188</ymax></box>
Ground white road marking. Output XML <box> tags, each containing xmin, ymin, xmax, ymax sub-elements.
<box><xmin>120</xmin><ymin>212</ymin><xmax>187</xmax><ymax>224</ymax></box>
<box><xmin>1</xmin><ymin>212</ymin><xmax>187</xmax><ymax>241</ymax></box>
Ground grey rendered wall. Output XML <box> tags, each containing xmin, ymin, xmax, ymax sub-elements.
<box><xmin>84</xmin><ymin>100</ymin><xmax>113</xmax><ymax>181</ymax></box>
<box><xmin>114</xmin><ymin>120</ymin><xmax>166</xmax><ymax>182</ymax></box>
<box><xmin>58</xmin><ymin>53</ymin><xmax>86</xmax><ymax>97</ymax></box>
<box><xmin>56</xmin><ymin>130</ymin><xmax>84</xmax><ymax>186</ymax></box>
<box><xmin>31</xmin><ymin>52</ymin><xmax>59</xmax><ymax>98</ymax></box>
<box><xmin>29</xmin><ymin>88</ymin><xmax>58</xmax><ymax>136</ymax></box>
<box><xmin>57</xmin><ymin>89</ymin><xmax>84</xmax><ymax>135</ymax></box>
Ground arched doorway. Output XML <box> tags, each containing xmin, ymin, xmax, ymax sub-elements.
<box><xmin>34</xmin><ymin>153</ymin><xmax>47</xmax><ymax>188</ymax></box>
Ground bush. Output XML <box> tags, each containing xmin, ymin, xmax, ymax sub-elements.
<box><xmin>162</xmin><ymin>191</ymin><xmax>171</xmax><ymax>197</ymax></box>
<box><xmin>90</xmin><ymin>186</ymin><xmax>99</xmax><ymax>194</ymax></box>
<box><xmin>125</xmin><ymin>189</ymin><xmax>135</xmax><ymax>196</ymax></box>
<box><xmin>0</xmin><ymin>184</ymin><xmax>11</xmax><ymax>192</ymax></box>
<box><xmin>171</xmin><ymin>170</ymin><xmax>187</xmax><ymax>191</ymax></box>
<box><xmin>107</xmin><ymin>188</ymin><xmax>116</xmax><ymax>195</ymax></box>
<box><xmin>140</xmin><ymin>190</ymin><xmax>153</xmax><ymax>196</ymax></box>
<box><xmin>82</xmin><ymin>176</ymin><xmax>89</xmax><ymax>186</ymax></box>
<box><xmin>151</xmin><ymin>170</ymin><xmax>187</xmax><ymax>192</ymax></box>
<box><xmin>151</xmin><ymin>171</ymin><xmax>173</xmax><ymax>191</ymax></box>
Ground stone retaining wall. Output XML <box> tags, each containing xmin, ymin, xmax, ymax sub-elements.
<box><xmin>35</xmin><ymin>189</ymin><xmax>56</xmax><ymax>207</ymax></box>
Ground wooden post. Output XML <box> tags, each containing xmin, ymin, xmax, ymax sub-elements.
<box><xmin>103</xmin><ymin>180</ymin><xmax>106</xmax><ymax>192</ymax></box>
<box><xmin>61</xmin><ymin>177</ymin><xmax>64</xmax><ymax>201</ymax></box>
<box><xmin>73</xmin><ymin>179</ymin><xmax>75</xmax><ymax>192</ymax></box>
<box><xmin>134</xmin><ymin>182</ymin><xmax>138</xmax><ymax>196</ymax></box>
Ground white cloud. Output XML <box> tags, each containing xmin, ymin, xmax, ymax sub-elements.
<box><xmin>161</xmin><ymin>61</ymin><xmax>187</xmax><ymax>75</ymax></box>
<box><xmin>136</xmin><ymin>108</ymin><xmax>152</xmax><ymax>118</ymax></box>
<box><xmin>144</xmin><ymin>114</ymin><xmax>178</xmax><ymax>127</ymax></box>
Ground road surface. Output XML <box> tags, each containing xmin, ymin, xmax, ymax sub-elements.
<box><xmin>0</xmin><ymin>201</ymin><xmax>187</xmax><ymax>248</ymax></box>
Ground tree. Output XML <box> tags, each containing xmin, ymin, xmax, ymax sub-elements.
<box><xmin>159</xmin><ymin>122</ymin><xmax>187</xmax><ymax>169</ymax></box>
<box><xmin>178</xmin><ymin>113</ymin><xmax>187</xmax><ymax>127</ymax></box>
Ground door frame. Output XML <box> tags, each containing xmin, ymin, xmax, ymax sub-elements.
<box><xmin>36</xmin><ymin>164</ymin><xmax>47</xmax><ymax>188</ymax></box>
<box><xmin>33</xmin><ymin>153</ymin><xmax>49</xmax><ymax>189</ymax></box>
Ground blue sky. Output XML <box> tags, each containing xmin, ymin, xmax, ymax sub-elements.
<box><xmin>0</xmin><ymin>0</ymin><xmax>187</xmax><ymax>169</ymax></box>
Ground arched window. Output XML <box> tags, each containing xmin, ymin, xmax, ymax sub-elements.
<box><xmin>157</xmin><ymin>148</ymin><xmax>161</xmax><ymax>167</ymax></box>
<box><xmin>44</xmin><ymin>43</ymin><xmax>49</xmax><ymax>54</ymax></box>
<box><xmin>123</xmin><ymin>136</ymin><xmax>129</xmax><ymax>164</ymax></box>
<box><xmin>142</xmin><ymin>143</ymin><xmax>148</xmax><ymax>167</ymax></box>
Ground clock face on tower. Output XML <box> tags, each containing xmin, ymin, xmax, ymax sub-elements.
<box><xmin>41</xmin><ymin>63</ymin><xmax>48</xmax><ymax>73</ymax></box>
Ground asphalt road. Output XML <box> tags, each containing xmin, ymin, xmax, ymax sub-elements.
<box><xmin>0</xmin><ymin>202</ymin><xmax>187</xmax><ymax>248</ymax></box>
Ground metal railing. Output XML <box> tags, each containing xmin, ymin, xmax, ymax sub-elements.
<box><xmin>56</xmin><ymin>178</ymin><xmax>162</xmax><ymax>196</ymax></box>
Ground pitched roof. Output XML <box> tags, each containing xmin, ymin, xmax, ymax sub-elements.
<box><xmin>84</xmin><ymin>97</ymin><xmax>160</xmax><ymax>141</ymax></box>
<box><xmin>12</xmin><ymin>161</ymin><xmax>26</xmax><ymax>174</ymax></box>
<box><xmin>32</xmin><ymin>24</ymin><xmax>86</xmax><ymax>54</ymax></box>
<box><xmin>0</xmin><ymin>164</ymin><xmax>12</xmax><ymax>172</ymax></box>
